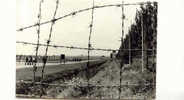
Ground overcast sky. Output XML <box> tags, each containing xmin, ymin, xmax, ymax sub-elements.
<box><xmin>16</xmin><ymin>0</ymin><xmax>155</xmax><ymax>56</ymax></box>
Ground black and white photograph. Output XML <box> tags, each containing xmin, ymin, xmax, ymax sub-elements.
<box><xmin>16</xmin><ymin>0</ymin><xmax>158</xmax><ymax>99</ymax></box>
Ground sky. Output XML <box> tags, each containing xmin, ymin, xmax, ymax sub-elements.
<box><xmin>7</xmin><ymin>0</ymin><xmax>184</xmax><ymax>100</ymax></box>
<box><xmin>16</xmin><ymin>0</ymin><xmax>155</xmax><ymax>56</ymax></box>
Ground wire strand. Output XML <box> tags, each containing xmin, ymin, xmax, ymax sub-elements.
<box><xmin>16</xmin><ymin>2</ymin><xmax>154</xmax><ymax>32</ymax></box>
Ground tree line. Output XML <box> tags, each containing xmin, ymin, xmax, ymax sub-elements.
<box><xmin>117</xmin><ymin>2</ymin><xmax>157</xmax><ymax>72</ymax></box>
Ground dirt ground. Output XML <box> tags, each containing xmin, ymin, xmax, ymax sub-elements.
<box><xmin>16</xmin><ymin>59</ymin><xmax>156</xmax><ymax>99</ymax></box>
<box><xmin>54</xmin><ymin>59</ymin><xmax>155</xmax><ymax>99</ymax></box>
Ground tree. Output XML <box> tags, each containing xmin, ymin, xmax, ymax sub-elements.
<box><xmin>118</xmin><ymin>2</ymin><xmax>157</xmax><ymax>72</ymax></box>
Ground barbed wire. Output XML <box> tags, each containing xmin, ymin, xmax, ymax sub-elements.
<box><xmin>119</xmin><ymin>1</ymin><xmax>124</xmax><ymax>99</ymax></box>
<box><xmin>40</xmin><ymin>0</ymin><xmax>60</xmax><ymax>97</ymax></box>
<box><xmin>41</xmin><ymin>0</ymin><xmax>59</xmax><ymax>81</ymax></box>
<box><xmin>33</xmin><ymin>0</ymin><xmax>44</xmax><ymax>86</ymax></box>
<box><xmin>86</xmin><ymin>0</ymin><xmax>95</xmax><ymax>90</ymax></box>
<box><xmin>16</xmin><ymin>2</ymin><xmax>155</xmax><ymax>32</ymax></box>
<box><xmin>29</xmin><ymin>0</ymin><xmax>45</xmax><ymax>95</ymax></box>
<box><xmin>16</xmin><ymin>41</ymin><xmax>156</xmax><ymax>52</ymax></box>
<box><xmin>16</xmin><ymin>93</ymin><xmax>153</xmax><ymax>99</ymax></box>
<box><xmin>16</xmin><ymin>80</ymin><xmax>155</xmax><ymax>87</ymax></box>
<box><xmin>16</xmin><ymin>1</ymin><xmax>156</xmax><ymax>98</ymax></box>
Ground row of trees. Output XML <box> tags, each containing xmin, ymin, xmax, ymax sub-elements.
<box><xmin>117</xmin><ymin>2</ymin><xmax>157</xmax><ymax>72</ymax></box>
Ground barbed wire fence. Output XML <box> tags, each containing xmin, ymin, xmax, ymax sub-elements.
<box><xmin>119</xmin><ymin>1</ymin><xmax>124</xmax><ymax>99</ymax></box>
<box><xmin>86</xmin><ymin>0</ymin><xmax>95</xmax><ymax>91</ymax></box>
<box><xmin>32</xmin><ymin>0</ymin><xmax>44</xmax><ymax>91</ymax></box>
<box><xmin>16</xmin><ymin>0</ymin><xmax>156</xmax><ymax>99</ymax></box>
<box><xmin>16</xmin><ymin>41</ymin><xmax>155</xmax><ymax>51</ymax></box>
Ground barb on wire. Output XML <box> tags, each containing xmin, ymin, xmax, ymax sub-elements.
<box><xmin>119</xmin><ymin>1</ymin><xmax>124</xmax><ymax>99</ymax></box>
<box><xmin>41</xmin><ymin>0</ymin><xmax>59</xmax><ymax>80</ymax></box>
<box><xmin>33</xmin><ymin>0</ymin><xmax>44</xmax><ymax>82</ymax></box>
<box><xmin>16</xmin><ymin>41</ymin><xmax>156</xmax><ymax>51</ymax></box>
<box><xmin>31</xmin><ymin>0</ymin><xmax>44</xmax><ymax>95</ymax></box>
<box><xmin>16</xmin><ymin>2</ymin><xmax>155</xmax><ymax>32</ymax></box>
<box><xmin>86</xmin><ymin>0</ymin><xmax>95</xmax><ymax>95</ymax></box>
<box><xmin>40</xmin><ymin>0</ymin><xmax>59</xmax><ymax>97</ymax></box>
